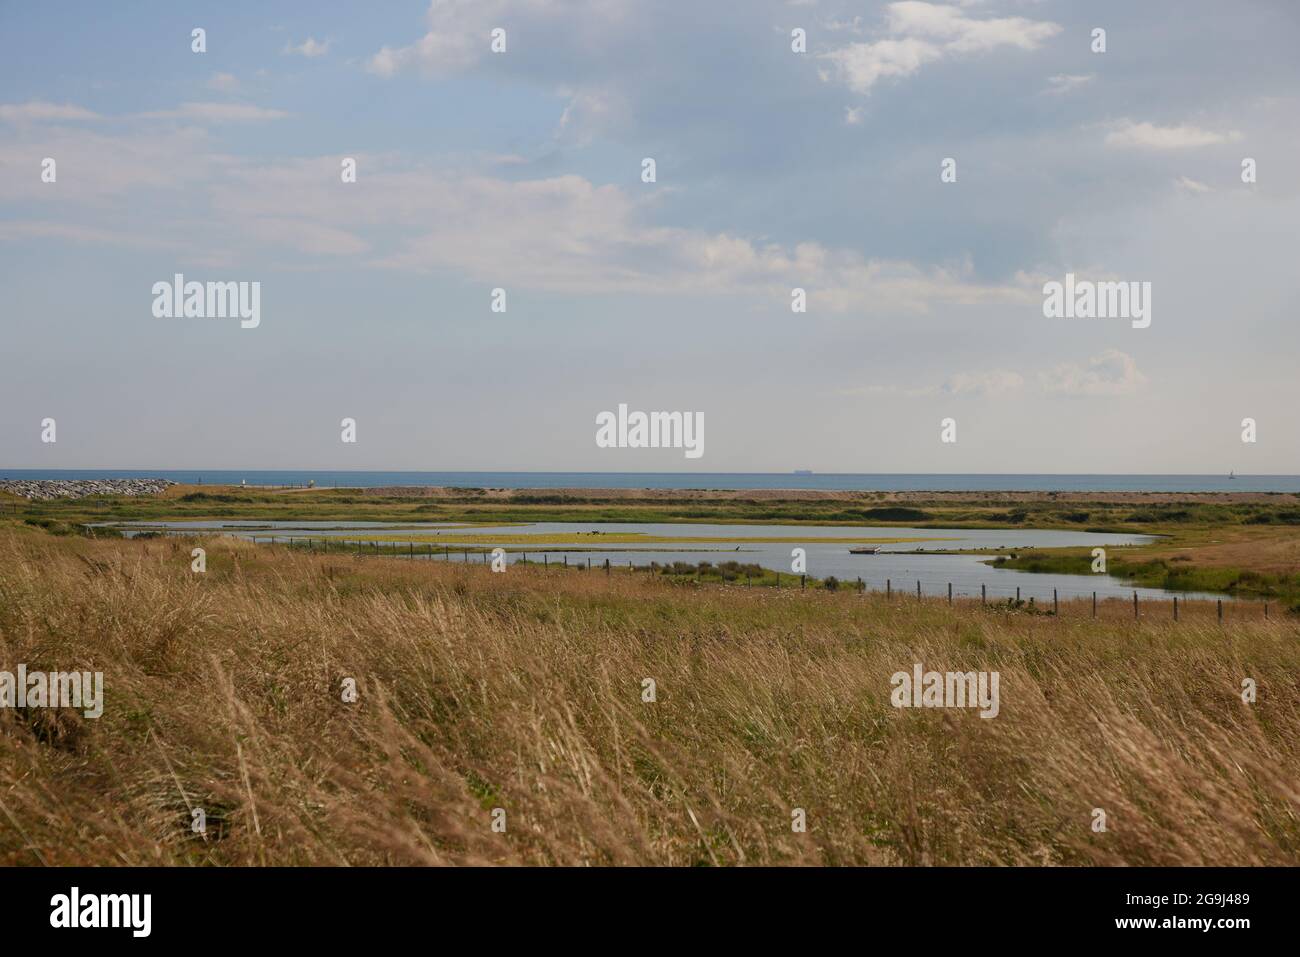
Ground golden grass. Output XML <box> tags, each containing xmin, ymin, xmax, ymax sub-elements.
<box><xmin>1</xmin><ymin>527</ymin><xmax>1297</xmax><ymax>866</ymax></box>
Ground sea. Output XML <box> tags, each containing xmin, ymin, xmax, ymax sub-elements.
<box><xmin>3</xmin><ymin>470</ymin><xmax>1298</xmax><ymax>493</ymax></box>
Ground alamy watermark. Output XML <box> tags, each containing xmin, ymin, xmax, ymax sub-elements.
<box><xmin>50</xmin><ymin>887</ymin><xmax>150</xmax><ymax>937</ymax></box>
<box><xmin>890</xmin><ymin>664</ymin><xmax>1000</xmax><ymax>719</ymax></box>
<box><xmin>152</xmin><ymin>274</ymin><xmax>260</xmax><ymax>329</ymax></box>
<box><xmin>1</xmin><ymin>665</ymin><xmax>103</xmax><ymax>719</ymax></box>
<box><xmin>1043</xmin><ymin>272</ymin><xmax>1150</xmax><ymax>329</ymax></box>
<box><xmin>595</xmin><ymin>404</ymin><xmax>703</xmax><ymax>459</ymax></box>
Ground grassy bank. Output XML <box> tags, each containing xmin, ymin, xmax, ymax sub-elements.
<box><xmin>991</xmin><ymin>550</ymin><xmax>1300</xmax><ymax>610</ymax></box>
<box><xmin>2</xmin><ymin>527</ymin><xmax>1297</xmax><ymax>866</ymax></box>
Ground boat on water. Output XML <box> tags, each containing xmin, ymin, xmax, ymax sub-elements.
<box><xmin>1229</xmin><ymin>470</ymin><xmax>1236</xmax><ymax>480</ymax></box>
<box><xmin>849</xmin><ymin>546</ymin><xmax>881</xmax><ymax>555</ymax></box>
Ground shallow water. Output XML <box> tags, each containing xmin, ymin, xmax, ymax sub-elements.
<box><xmin>107</xmin><ymin>519</ymin><xmax>1234</xmax><ymax>603</ymax></box>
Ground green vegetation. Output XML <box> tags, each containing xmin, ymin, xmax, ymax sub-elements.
<box><xmin>992</xmin><ymin>551</ymin><xmax>1300</xmax><ymax>611</ymax></box>
<box><xmin>20</xmin><ymin>516</ymin><xmax>123</xmax><ymax>538</ymax></box>
<box><xmin>648</xmin><ymin>559</ymin><xmax>839</xmax><ymax>588</ymax></box>
<box><xmin>9</xmin><ymin>484</ymin><xmax>1300</xmax><ymax>532</ymax></box>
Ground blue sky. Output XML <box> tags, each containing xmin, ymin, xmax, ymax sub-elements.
<box><xmin>2</xmin><ymin>1</ymin><xmax>1298</xmax><ymax>472</ymax></box>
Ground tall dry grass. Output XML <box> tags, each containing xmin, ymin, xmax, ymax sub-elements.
<box><xmin>1</xmin><ymin>527</ymin><xmax>1297</xmax><ymax>866</ymax></box>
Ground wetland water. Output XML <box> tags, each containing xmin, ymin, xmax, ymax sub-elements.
<box><xmin>105</xmin><ymin>520</ymin><xmax>1233</xmax><ymax>603</ymax></box>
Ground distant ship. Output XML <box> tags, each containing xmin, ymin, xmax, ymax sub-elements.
<box><xmin>793</xmin><ymin>469</ymin><xmax>813</xmax><ymax>476</ymax></box>
<box><xmin>1229</xmin><ymin>470</ymin><xmax>1236</xmax><ymax>480</ymax></box>
<box><xmin>849</xmin><ymin>546</ymin><xmax>881</xmax><ymax>555</ymax></box>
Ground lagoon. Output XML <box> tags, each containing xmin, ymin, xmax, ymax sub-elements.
<box><xmin>107</xmin><ymin>519</ymin><xmax>1234</xmax><ymax>603</ymax></box>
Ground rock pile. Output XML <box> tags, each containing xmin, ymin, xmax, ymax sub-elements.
<box><xmin>0</xmin><ymin>479</ymin><xmax>176</xmax><ymax>501</ymax></box>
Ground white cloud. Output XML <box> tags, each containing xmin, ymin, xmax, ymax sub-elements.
<box><xmin>283</xmin><ymin>37</ymin><xmax>332</xmax><ymax>57</ymax></box>
<box><xmin>1104</xmin><ymin>120</ymin><xmax>1241</xmax><ymax>150</ymax></box>
<box><xmin>822</xmin><ymin>37</ymin><xmax>940</xmax><ymax>94</ymax></box>
<box><xmin>165</xmin><ymin>151</ymin><xmax>1030</xmax><ymax>309</ymax></box>
<box><xmin>0</xmin><ymin>114</ymin><xmax>1035</xmax><ymax>311</ymax></box>
<box><xmin>137</xmin><ymin>102</ymin><xmax>289</xmax><ymax>123</ymax></box>
<box><xmin>1042</xmin><ymin>73</ymin><xmax>1093</xmax><ymax>95</ymax></box>
<box><xmin>0</xmin><ymin>220</ymin><xmax>172</xmax><ymax>248</ymax></box>
<box><xmin>838</xmin><ymin>383</ymin><xmax>935</xmax><ymax>398</ymax></box>
<box><xmin>241</xmin><ymin>217</ymin><xmax>369</xmax><ymax>256</ymax></box>
<box><xmin>346</xmin><ymin>171</ymin><xmax>1034</xmax><ymax>309</ymax></box>
<box><xmin>1039</xmin><ymin>350</ymin><xmax>1146</xmax><ymax>396</ymax></box>
<box><xmin>368</xmin><ymin>30</ymin><xmax>476</xmax><ymax>76</ymax></box>
<box><xmin>556</xmin><ymin>89</ymin><xmax>626</xmax><ymax>145</ymax></box>
<box><xmin>0</xmin><ymin>125</ymin><xmax>220</xmax><ymax>202</ymax></box>
<box><xmin>942</xmin><ymin>369</ymin><xmax>1024</xmax><ymax>396</ymax></box>
<box><xmin>844</xmin><ymin>353</ymin><xmax>1145</xmax><ymax>401</ymax></box>
<box><xmin>840</xmin><ymin>368</ymin><xmax>1024</xmax><ymax>398</ymax></box>
<box><xmin>0</xmin><ymin>101</ymin><xmax>100</xmax><ymax>122</ymax></box>
<box><xmin>886</xmin><ymin>1</ymin><xmax>1057</xmax><ymax>52</ymax></box>
<box><xmin>2</xmin><ymin>99</ymin><xmax>285</xmax><ymax>128</ymax></box>
<box><xmin>367</xmin><ymin>0</ymin><xmax>623</xmax><ymax>77</ymax></box>
<box><xmin>820</xmin><ymin>1</ymin><xmax>1061</xmax><ymax>95</ymax></box>
<box><xmin>1174</xmin><ymin>175</ymin><xmax>1211</xmax><ymax>194</ymax></box>
<box><xmin>207</xmin><ymin>73</ymin><xmax>240</xmax><ymax>93</ymax></box>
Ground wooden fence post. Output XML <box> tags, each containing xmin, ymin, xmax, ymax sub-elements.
<box><xmin>1053</xmin><ymin>588</ymin><xmax>1058</xmax><ymax>616</ymax></box>
<box><xmin>1092</xmin><ymin>591</ymin><xmax>1097</xmax><ymax>618</ymax></box>
<box><xmin>1134</xmin><ymin>591</ymin><xmax>1139</xmax><ymax>620</ymax></box>
<box><xmin>948</xmin><ymin>583</ymin><xmax>952</xmax><ymax>605</ymax></box>
<box><xmin>981</xmin><ymin>584</ymin><xmax>986</xmax><ymax>606</ymax></box>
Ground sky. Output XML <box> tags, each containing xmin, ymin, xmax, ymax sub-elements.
<box><xmin>1</xmin><ymin>0</ymin><xmax>1297</xmax><ymax>473</ymax></box>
